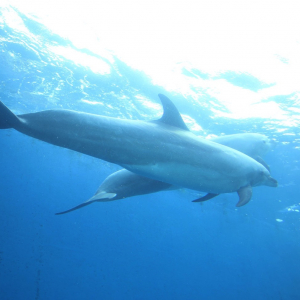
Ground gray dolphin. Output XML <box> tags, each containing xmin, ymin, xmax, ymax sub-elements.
<box><xmin>56</xmin><ymin>133</ymin><xmax>274</xmax><ymax>214</ymax></box>
<box><xmin>211</xmin><ymin>133</ymin><xmax>273</xmax><ymax>171</ymax></box>
<box><xmin>0</xmin><ymin>94</ymin><xmax>277</xmax><ymax>211</ymax></box>
<box><xmin>56</xmin><ymin>169</ymin><xmax>172</xmax><ymax>214</ymax></box>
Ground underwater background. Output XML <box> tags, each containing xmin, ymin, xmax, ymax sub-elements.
<box><xmin>0</xmin><ymin>3</ymin><xmax>300</xmax><ymax>300</ymax></box>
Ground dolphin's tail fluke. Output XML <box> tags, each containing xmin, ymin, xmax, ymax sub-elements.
<box><xmin>0</xmin><ymin>101</ymin><xmax>20</xmax><ymax>129</ymax></box>
<box><xmin>55</xmin><ymin>192</ymin><xmax>117</xmax><ymax>215</ymax></box>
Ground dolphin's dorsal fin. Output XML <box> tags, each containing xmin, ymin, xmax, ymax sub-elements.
<box><xmin>152</xmin><ymin>94</ymin><xmax>190</xmax><ymax>131</ymax></box>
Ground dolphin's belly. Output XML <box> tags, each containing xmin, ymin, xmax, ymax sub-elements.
<box><xmin>123</xmin><ymin>161</ymin><xmax>252</xmax><ymax>194</ymax></box>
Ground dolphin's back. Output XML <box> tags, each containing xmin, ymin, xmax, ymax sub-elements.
<box><xmin>212</xmin><ymin>133</ymin><xmax>271</xmax><ymax>158</ymax></box>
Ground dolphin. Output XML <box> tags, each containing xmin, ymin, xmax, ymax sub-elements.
<box><xmin>211</xmin><ymin>133</ymin><xmax>273</xmax><ymax>171</ymax></box>
<box><xmin>0</xmin><ymin>94</ymin><xmax>277</xmax><ymax>210</ymax></box>
<box><xmin>56</xmin><ymin>133</ymin><xmax>274</xmax><ymax>214</ymax></box>
<box><xmin>56</xmin><ymin>169</ymin><xmax>173</xmax><ymax>214</ymax></box>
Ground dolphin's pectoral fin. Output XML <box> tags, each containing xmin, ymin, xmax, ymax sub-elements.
<box><xmin>236</xmin><ymin>185</ymin><xmax>253</xmax><ymax>207</ymax></box>
<box><xmin>55</xmin><ymin>201</ymin><xmax>98</xmax><ymax>215</ymax></box>
<box><xmin>192</xmin><ymin>193</ymin><xmax>219</xmax><ymax>202</ymax></box>
<box><xmin>55</xmin><ymin>192</ymin><xmax>117</xmax><ymax>215</ymax></box>
<box><xmin>89</xmin><ymin>192</ymin><xmax>117</xmax><ymax>202</ymax></box>
<box><xmin>151</xmin><ymin>94</ymin><xmax>190</xmax><ymax>131</ymax></box>
<box><xmin>254</xmin><ymin>156</ymin><xmax>270</xmax><ymax>172</ymax></box>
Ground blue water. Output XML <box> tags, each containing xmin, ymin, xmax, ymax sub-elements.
<box><xmin>0</xmin><ymin>6</ymin><xmax>300</xmax><ymax>300</ymax></box>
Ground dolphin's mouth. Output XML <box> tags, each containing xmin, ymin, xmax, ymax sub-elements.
<box><xmin>266</xmin><ymin>176</ymin><xmax>278</xmax><ymax>187</ymax></box>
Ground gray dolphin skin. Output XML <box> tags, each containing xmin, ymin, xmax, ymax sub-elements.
<box><xmin>56</xmin><ymin>133</ymin><xmax>274</xmax><ymax>214</ymax></box>
<box><xmin>211</xmin><ymin>133</ymin><xmax>273</xmax><ymax>171</ymax></box>
<box><xmin>0</xmin><ymin>94</ymin><xmax>277</xmax><ymax>212</ymax></box>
